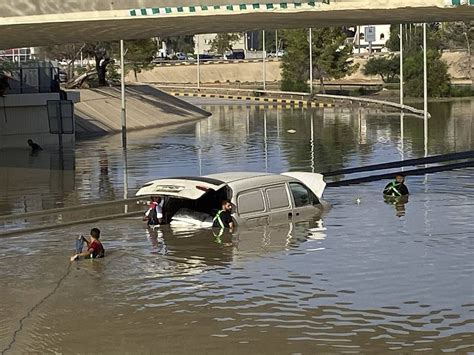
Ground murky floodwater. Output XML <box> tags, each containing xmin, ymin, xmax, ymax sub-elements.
<box><xmin>0</xmin><ymin>100</ymin><xmax>473</xmax><ymax>353</ymax></box>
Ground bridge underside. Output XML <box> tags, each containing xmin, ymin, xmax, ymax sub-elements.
<box><xmin>1</xmin><ymin>2</ymin><xmax>474</xmax><ymax>48</ymax></box>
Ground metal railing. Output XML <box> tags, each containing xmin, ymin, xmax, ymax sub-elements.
<box><xmin>158</xmin><ymin>85</ymin><xmax>428</xmax><ymax>116</ymax></box>
<box><xmin>3</xmin><ymin>61</ymin><xmax>58</xmax><ymax>95</ymax></box>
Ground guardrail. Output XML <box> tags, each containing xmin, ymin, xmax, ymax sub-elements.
<box><xmin>316</xmin><ymin>93</ymin><xmax>430</xmax><ymax>118</ymax></box>
<box><xmin>158</xmin><ymin>85</ymin><xmax>429</xmax><ymax>116</ymax></box>
<box><xmin>159</xmin><ymin>85</ymin><xmax>311</xmax><ymax>101</ymax></box>
<box><xmin>0</xmin><ymin>197</ymin><xmax>145</xmax><ymax>237</ymax></box>
<box><xmin>153</xmin><ymin>57</ymin><xmax>280</xmax><ymax>67</ymax></box>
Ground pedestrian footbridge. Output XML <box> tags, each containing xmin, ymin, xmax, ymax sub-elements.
<box><xmin>1</xmin><ymin>0</ymin><xmax>474</xmax><ymax>48</ymax></box>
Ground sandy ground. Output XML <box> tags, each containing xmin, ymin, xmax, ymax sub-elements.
<box><xmin>129</xmin><ymin>51</ymin><xmax>472</xmax><ymax>86</ymax></box>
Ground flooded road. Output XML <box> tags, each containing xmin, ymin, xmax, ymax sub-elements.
<box><xmin>0</xmin><ymin>100</ymin><xmax>473</xmax><ymax>353</ymax></box>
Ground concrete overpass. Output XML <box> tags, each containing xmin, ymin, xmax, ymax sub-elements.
<box><xmin>1</xmin><ymin>0</ymin><xmax>474</xmax><ymax>49</ymax></box>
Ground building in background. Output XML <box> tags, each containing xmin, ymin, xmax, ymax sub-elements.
<box><xmin>351</xmin><ymin>25</ymin><xmax>391</xmax><ymax>54</ymax></box>
<box><xmin>194</xmin><ymin>33</ymin><xmax>246</xmax><ymax>55</ymax></box>
<box><xmin>0</xmin><ymin>47</ymin><xmax>38</xmax><ymax>63</ymax></box>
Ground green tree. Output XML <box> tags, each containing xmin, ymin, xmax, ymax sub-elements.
<box><xmin>280</xmin><ymin>29</ymin><xmax>310</xmax><ymax>92</ymax></box>
<box><xmin>210</xmin><ymin>33</ymin><xmax>241</xmax><ymax>55</ymax></box>
<box><xmin>281</xmin><ymin>27</ymin><xmax>356</xmax><ymax>93</ymax></box>
<box><xmin>404</xmin><ymin>49</ymin><xmax>451</xmax><ymax>97</ymax></box>
<box><xmin>363</xmin><ymin>55</ymin><xmax>400</xmax><ymax>83</ymax></box>
<box><xmin>37</xmin><ymin>43</ymin><xmax>86</xmax><ymax>79</ymax></box>
<box><xmin>163</xmin><ymin>35</ymin><xmax>195</xmax><ymax>54</ymax></box>
<box><xmin>385</xmin><ymin>23</ymin><xmax>451</xmax><ymax>97</ymax></box>
<box><xmin>386</xmin><ymin>23</ymin><xmax>442</xmax><ymax>52</ymax></box>
<box><xmin>0</xmin><ymin>59</ymin><xmax>16</xmax><ymax>74</ymax></box>
<box><xmin>123</xmin><ymin>38</ymin><xmax>157</xmax><ymax>80</ymax></box>
<box><xmin>83</xmin><ymin>42</ymin><xmax>116</xmax><ymax>86</ymax></box>
<box><xmin>441</xmin><ymin>21</ymin><xmax>474</xmax><ymax>85</ymax></box>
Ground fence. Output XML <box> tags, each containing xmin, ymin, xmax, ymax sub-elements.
<box><xmin>3</xmin><ymin>61</ymin><xmax>58</xmax><ymax>94</ymax></box>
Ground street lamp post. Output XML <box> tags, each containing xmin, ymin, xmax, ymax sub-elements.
<box><xmin>400</xmin><ymin>24</ymin><xmax>404</xmax><ymax>160</ymax></box>
<box><xmin>309</xmin><ymin>28</ymin><xmax>313</xmax><ymax>94</ymax></box>
<box><xmin>197</xmin><ymin>37</ymin><xmax>201</xmax><ymax>89</ymax></box>
<box><xmin>423</xmin><ymin>23</ymin><xmax>428</xmax><ymax>157</ymax></box>
<box><xmin>120</xmin><ymin>39</ymin><xmax>127</xmax><ymax>149</ymax></box>
<box><xmin>262</xmin><ymin>30</ymin><xmax>266</xmax><ymax>90</ymax></box>
<box><xmin>399</xmin><ymin>24</ymin><xmax>404</xmax><ymax>109</ymax></box>
<box><xmin>275</xmin><ymin>30</ymin><xmax>278</xmax><ymax>52</ymax></box>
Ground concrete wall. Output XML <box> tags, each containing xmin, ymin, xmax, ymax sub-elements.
<box><xmin>75</xmin><ymin>85</ymin><xmax>211</xmax><ymax>136</ymax></box>
<box><xmin>127</xmin><ymin>60</ymin><xmax>281</xmax><ymax>84</ymax></box>
<box><xmin>130</xmin><ymin>51</ymin><xmax>472</xmax><ymax>85</ymax></box>
<box><xmin>0</xmin><ymin>93</ymin><xmax>75</xmax><ymax>149</ymax></box>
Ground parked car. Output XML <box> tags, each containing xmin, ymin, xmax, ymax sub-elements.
<box><xmin>175</xmin><ymin>52</ymin><xmax>187</xmax><ymax>60</ymax></box>
<box><xmin>267</xmin><ymin>50</ymin><xmax>285</xmax><ymax>58</ymax></box>
<box><xmin>152</xmin><ymin>57</ymin><xmax>167</xmax><ymax>64</ymax></box>
<box><xmin>198</xmin><ymin>54</ymin><xmax>215</xmax><ymax>62</ymax></box>
<box><xmin>136</xmin><ymin>172</ymin><xmax>327</xmax><ymax>228</ymax></box>
<box><xmin>225</xmin><ymin>49</ymin><xmax>245</xmax><ymax>60</ymax></box>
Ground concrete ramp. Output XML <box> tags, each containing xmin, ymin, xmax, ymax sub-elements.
<box><xmin>75</xmin><ymin>84</ymin><xmax>211</xmax><ymax>137</ymax></box>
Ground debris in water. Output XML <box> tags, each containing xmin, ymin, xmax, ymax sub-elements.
<box><xmin>287</xmin><ymin>129</ymin><xmax>296</xmax><ymax>134</ymax></box>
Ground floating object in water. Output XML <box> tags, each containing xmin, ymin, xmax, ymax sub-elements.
<box><xmin>74</xmin><ymin>235</ymin><xmax>84</xmax><ymax>254</ymax></box>
<box><xmin>287</xmin><ymin>129</ymin><xmax>296</xmax><ymax>134</ymax></box>
<box><xmin>355</xmin><ymin>197</ymin><xmax>361</xmax><ymax>205</ymax></box>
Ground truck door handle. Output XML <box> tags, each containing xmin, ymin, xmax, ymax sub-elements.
<box><xmin>288</xmin><ymin>212</ymin><xmax>293</xmax><ymax>218</ymax></box>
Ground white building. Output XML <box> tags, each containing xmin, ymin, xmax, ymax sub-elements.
<box><xmin>0</xmin><ymin>47</ymin><xmax>38</xmax><ymax>62</ymax></box>
<box><xmin>194</xmin><ymin>34</ymin><xmax>246</xmax><ymax>55</ymax></box>
<box><xmin>352</xmin><ymin>25</ymin><xmax>391</xmax><ymax>53</ymax></box>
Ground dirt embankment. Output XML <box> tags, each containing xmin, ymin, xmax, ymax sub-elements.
<box><xmin>128</xmin><ymin>52</ymin><xmax>471</xmax><ymax>85</ymax></box>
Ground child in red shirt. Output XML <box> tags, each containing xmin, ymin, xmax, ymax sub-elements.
<box><xmin>70</xmin><ymin>228</ymin><xmax>105</xmax><ymax>261</ymax></box>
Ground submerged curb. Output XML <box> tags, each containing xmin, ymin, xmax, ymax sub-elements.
<box><xmin>170</xmin><ymin>91</ymin><xmax>333</xmax><ymax>108</ymax></box>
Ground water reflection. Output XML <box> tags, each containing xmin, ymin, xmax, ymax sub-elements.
<box><xmin>0</xmin><ymin>148</ymin><xmax>75</xmax><ymax>216</ymax></box>
<box><xmin>1</xmin><ymin>101</ymin><xmax>473</xmax><ymax>219</ymax></box>
<box><xmin>0</xmin><ymin>204</ymin><xmax>472</xmax><ymax>353</ymax></box>
<box><xmin>0</xmin><ymin>101</ymin><xmax>473</xmax><ymax>353</ymax></box>
<box><xmin>384</xmin><ymin>195</ymin><xmax>409</xmax><ymax>218</ymax></box>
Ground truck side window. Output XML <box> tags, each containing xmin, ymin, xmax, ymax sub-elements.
<box><xmin>289</xmin><ymin>183</ymin><xmax>320</xmax><ymax>207</ymax></box>
<box><xmin>266</xmin><ymin>185</ymin><xmax>290</xmax><ymax>210</ymax></box>
<box><xmin>238</xmin><ymin>190</ymin><xmax>265</xmax><ymax>215</ymax></box>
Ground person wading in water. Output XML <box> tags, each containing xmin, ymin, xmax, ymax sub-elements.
<box><xmin>213</xmin><ymin>199</ymin><xmax>234</xmax><ymax>231</ymax></box>
<box><xmin>383</xmin><ymin>173</ymin><xmax>409</xmax><ymax>197</ymax></box>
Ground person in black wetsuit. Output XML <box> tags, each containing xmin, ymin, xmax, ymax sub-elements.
<box><xmin>383</xmin><ymin>174</ymin><xmax>409</xmax><ymax>197</ymax></box>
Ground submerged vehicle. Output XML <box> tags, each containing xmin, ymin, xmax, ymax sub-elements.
<box><xmin>135</xmin><ymin>172</ymin><xmax>326</xmax><ymax>228</ymax></box>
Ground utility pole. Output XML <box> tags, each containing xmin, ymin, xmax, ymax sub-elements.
<box><xmin>275</xmin><ymin>30</ymin><xmax>278</xmax><ymax>52</ymax></box>
<box><xmin>400</xmin><ymin>24</ymin><xmax>404</xmax><ymax>161</ymax></box>
<box><xmin>358</xmin><ymin>26</ymin><xmax>361</xmax><ymax>54</ymax></box>
<box><xmin>399</xmin><ymin>24</ymin><xmax>404</xmax><ymax>108</ymax></box>
<box><xmin>262</xmin><ymin>30</ymin><xmax>266</xmax><ymax>90</ymax></box>
<box><xmin>197</xmin><ymin>36</ymin><xmax>201</xmax><ymax>89</ymax></box>
<box><xmin>309</xmin><ymin>28</ymin><xmax>313</xmax><ymax>93</ymax></box>
<box><xmin>120</xmin><ymin>40</ymin><xmax>127</xmax><ymax>149</ymax></box>
<box><xmin>423</xmin><ymin>23</ymin><xmax>428</xmax><ymax>157</ymax></box>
